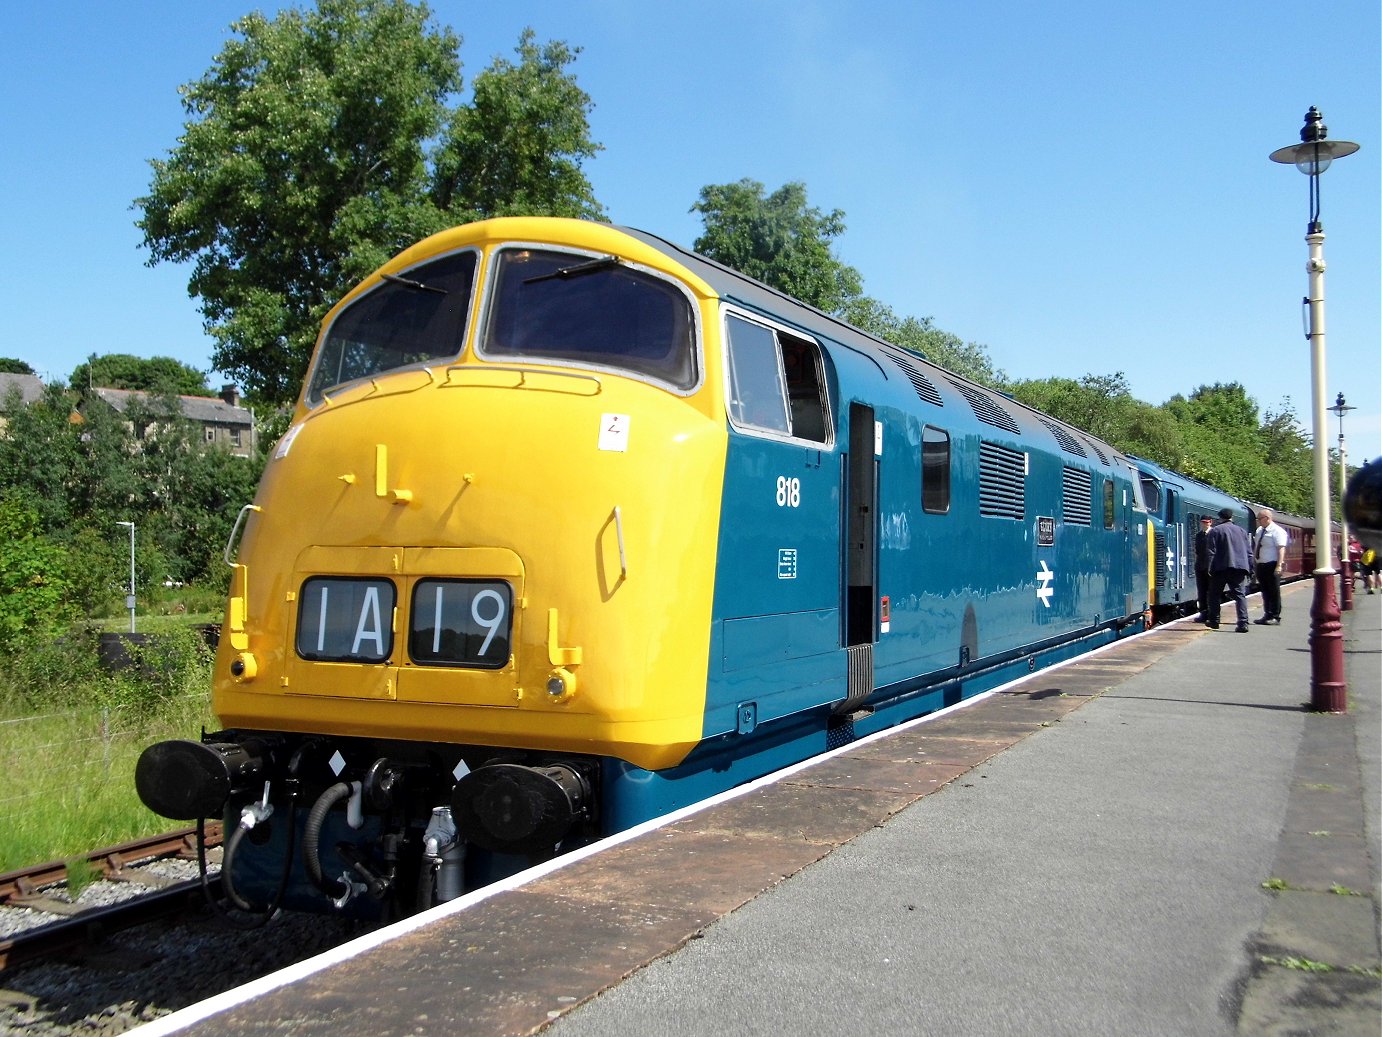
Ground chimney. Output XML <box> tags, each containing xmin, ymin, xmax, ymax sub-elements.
<box><xmin>220</xmin><ymin>384</ymin><xmax>240</xmax><ymax>407</ymax></box>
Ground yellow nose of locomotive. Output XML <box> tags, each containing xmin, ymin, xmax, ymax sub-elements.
<box><xmin>213</xmin><ymin>219</ymin><xmax>728</xmax><ymax>773</ymax></box>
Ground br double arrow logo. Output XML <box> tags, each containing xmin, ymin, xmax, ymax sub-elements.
<box><xmin>1036</xmin><ymin>560</ymin><xmax>1055</xmax><ymax>608</ymax></box>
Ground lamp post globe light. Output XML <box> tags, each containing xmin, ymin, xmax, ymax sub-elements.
<box><xmin>1269</xmin><ymin>106</ymin><xmax>1359</xmax><ymax>713</ymax></box>
<box><xmin>115</xmin><ymin>521</ymin><xmax>136</xmax><ymax>634</ymax></box>
<box><xmin>1331</xmin><ymin>392</ymin><xmax>1356</xmax><ymax>612</ymax></box>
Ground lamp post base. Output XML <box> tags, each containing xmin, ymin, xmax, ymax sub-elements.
<box><xmin>1340</xmin><ymin>558</ymin><xmax>1353</xmax><ymax>611</ymax></box>
<box><xmin>1308</xmin><ymin>571</ymin><xmax>1347</xmax><ymax>713</ymax></box>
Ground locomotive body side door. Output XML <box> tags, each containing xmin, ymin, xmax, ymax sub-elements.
<box><xmin>839</xmin><ymin>402</ymin><xmax>878</xmax><ymax>714</ymax></box>
<box><xmin>703</xmin><ymin>309</ymin><xmax>841</xmax><ymax>737</ymax></box>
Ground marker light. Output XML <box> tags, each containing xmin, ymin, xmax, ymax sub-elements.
<box><xmin>546</xmin><ymin>667</ymin><xmax>577</xmax><ymax>702</ymax></box>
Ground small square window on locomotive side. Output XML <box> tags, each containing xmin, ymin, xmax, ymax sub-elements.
<box><xmin>922</xmin><ymin>425</ymin><xmax>950</xmax><ymax>514</ymax></box>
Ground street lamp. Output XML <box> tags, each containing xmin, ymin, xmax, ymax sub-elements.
<box><xmin>115</xmin><ymin>521</ymin><xmax>136</xmax><ymax>634</ymax></box>
<box><xmin>1269</xmin><ymin>106</ymin><xmax>1359</xmax><ymax>713</ymax></box>
<box><xmin>1331</xmin><ymin>392</ymin><xmax>1356</xmax><ymax>611</ymax></box>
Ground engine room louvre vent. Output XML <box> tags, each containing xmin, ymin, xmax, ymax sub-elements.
<box><xmin>1062</xmin><ymin>466</ymin><xmax>1094</xmax><ymax>526</ymax></box>
<box><xmin>1154</xmin><ymin>530</ymin><xmax>1169</xmax><ymax>586</ymax></box>
<box><xmin>948</xmin><ymin>379</ymin><xmax>1020</xmax><ymax>434</ymax></box>
<box><xmin>1040</xmin><ymin>418</ymin><xmax>1087</xmax><ymax>458</ymax></box>
<box><xmin>876</xmin><ymin>342</ymin><xmax>944</xmax><ymax>406</ymax></box>
<box><xmin>1080</xmin><ymin>434</ymin><xmax>1110</xmax><ymax>466</ymax></box>
<box><xmin>979</xmin><ymin>440</ymin><xmax>1026</xmax><ymax>519</ymax></box>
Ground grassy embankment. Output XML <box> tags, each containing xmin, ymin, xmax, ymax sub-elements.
<box><xmin>0</xmin><ymin>593</ymin><xmax>222</xmax><ymax>873</ymax></box>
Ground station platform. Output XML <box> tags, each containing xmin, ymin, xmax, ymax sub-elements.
<box><xmin>141</xmin><ymin>583</ymin><xmax>1380</xmax><ymax>1037</ymax></box>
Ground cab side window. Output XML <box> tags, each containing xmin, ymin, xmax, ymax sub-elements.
<box><xmin>724</xmin><ymin>314</ymin><xmax>830</xmax><ymax>443</ymax></box>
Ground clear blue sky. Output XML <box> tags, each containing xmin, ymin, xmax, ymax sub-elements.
<box><xmin>3</xmin><ymin>0</ymin><xmax>1378</xmax><ymax>461</ymax></box>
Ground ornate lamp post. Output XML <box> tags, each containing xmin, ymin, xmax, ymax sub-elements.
<box><xmin>1332</xmin><ymin>393</ymin><xmax>1356</xmax><ymax>611</ymax></box>
<box><xmin>1269</xmin><ymin>107</ymin><xmax>1359</xmax><ymax>713</ymax></box>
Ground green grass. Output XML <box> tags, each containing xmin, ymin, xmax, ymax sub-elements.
<box><xmin>94</xmin><ymin>612</ymin><xmax>221</xmax><ymax>633</ymax></box>
<box><xmin>0</xmin><ymin>619</ymin><xmax>221</xmax><ymax>874</ymax></box>
<box><xmin>0</xmin><ymin>693</ymin><xmax>216</xmax><ymax>873</ymax></box>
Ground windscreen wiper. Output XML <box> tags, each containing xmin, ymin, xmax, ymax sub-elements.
<box><xmin>522</xmin><ymin>255</ymin><xmax>621</xmax><ymax>285</ymax></box>
<box><xmin>380</xmin><ymin>272</ymin><xmax>448</xmax><ymax>294</ymax></box>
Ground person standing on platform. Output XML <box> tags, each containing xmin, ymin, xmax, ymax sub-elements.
<box><xmin>1347</xmin><ymin>535</ymin><xmax>1363</xmax><ymax>590</ymax></box>
<box><xmin>1251</xmin><ymin>509</ymin><xmax>1289</xmax><ymax>625</ymax></box>
<box><xmin>1194</xmin><ymin>516</ymin><xmax>1214</xmax><ymax>622</ymax></box>
<box><xmin>1205</xmin><ymin>508</ymin><xmax>1252</xmax><ymax>632</ymax></box>
<box><xmin>1362</xmin><ymin>546</ymin><xmax>1380</xmax><ymax>594</ymax></box>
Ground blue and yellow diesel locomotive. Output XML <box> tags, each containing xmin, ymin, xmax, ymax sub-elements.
<box><xmin>1129</xmin><ymin>456</ymin><xmax>1252</xmax><ymax>617</ymax></box>
<box><xmin>137</xmin><ymin>217</ymin><xmax>1154</xmax><ymax>919</ymax></box>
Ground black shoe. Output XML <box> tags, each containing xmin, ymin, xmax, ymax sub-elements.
<box><xmin>1206</xmin><ymin>622</ymin><xmax>1219</xmax><ymax>629</ymax></box>
<box><xmin>1236</xmin><ymin>625</ymin><xmax>1250</xmax><ymax>633</ymax></box>
<box><xmin>1270</xmin><ymin>617</ymin><xmax>1281</xmax><ymax>625</ymax></box>
<box><xmin>1253</xmin><ymin>618</ymin><xmax>1270</xmax><ymax>625</ymax></box>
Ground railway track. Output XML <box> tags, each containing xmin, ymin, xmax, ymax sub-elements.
<box><xmin>0</xmin><ymin>824</ymin><xmax>222</xmax><ymax>971</ymax></box>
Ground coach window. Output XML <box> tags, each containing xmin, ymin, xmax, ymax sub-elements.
<box><xmin>921</xmin><ymin>425</ymin><xmax>950</xmax><ymax>513</ymax></box>
<box><xmin>1104</xmin><ymin>479</ymin><xmax>1116</xmax><ymax>528</ymax></box>
<box><xmin>724</xmin><ymin>313</ymin><xmax>830</xmax><ymax>443</ymax></box>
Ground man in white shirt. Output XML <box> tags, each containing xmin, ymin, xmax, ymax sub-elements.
<box><xmin>1252</xmin><ymin>509</ymin><xmax>1289</xmax><ymax>625</ymax></box>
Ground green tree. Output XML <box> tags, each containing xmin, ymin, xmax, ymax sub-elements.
<box><xmin>693</xmin><ymin>180</ymin><xmax>1007</xmax><ymax>387</ymax></box>
<box><xmin>136</xmin><ymin>0</ymin><xmax>603</xmax><ymax>406</ymax></box>
<box><xmin>1258</xmin><ymin>401</ymin><xmax>1313</xmax><ymax>514</ymax></box>
<box><xmin>430</xmin><ymin>30</ymin><xmax>603</xmax><ymax>223</ymax></box>
<box><xmin>0</xmin><ymin>494</ymin><xmax>78</xmax><ymax>652</ymax></box>
<box><xmin>1005</xmin><ymin>372</ymin><xmax>1184</xmax><ymax>468</ymax></box>
<box><xmin>0</xmin><ymin>358</ymin><xmax>35</xmax><ymax>375</ymax></box>
<box><xmin>0</xmin><ymin>383</ymin><xmax>83</xmax><ymax>534</ymax></box>
<box><xmin>143</xmin><ymin>415</ymin><xmax>265</xmax><ymax>584</ymax></box>
<box><xmin>842</xmin><ymin>298</ymin><xmax>1007</xmax><ymax>388</ymax></box>
<box><xmin>0</xmin><ymin>382</ymin><xmax>263</xmax><ymax>597</ymax></box>
<box><xmin>1157</xmin><ymin>382</ymin><xmax>1310</xmax><ymax>507</ymax></box>
<box><xmin>70</xmin><ymin>354</ymin><xmax>211</xmax><ymax>397</ymax></box>
<box><xmin>692</xmin><ymin>179</ymin><xmax>864</xmax><ymax>314</ymax></box>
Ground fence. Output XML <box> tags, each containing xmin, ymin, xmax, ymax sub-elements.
<box><xmin>0</xmin><ymin>692</ymin><xmax>214</xmax><ymax>871</ymax></box>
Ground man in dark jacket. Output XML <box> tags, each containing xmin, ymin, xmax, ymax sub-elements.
<box><xmin>1193</xmin><ymin>515</ymin><xmax>1213</xmax><ymax>621</ymax></box>
<box><xmin>1205</xmin><ymin>508</ymin><xmax>1252</xmax><ymax>632</ymax></box>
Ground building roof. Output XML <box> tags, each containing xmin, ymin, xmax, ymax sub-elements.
<box><xmin>0</xmin><ymin>372</ymin><xmax>45</xmax><ymax>405</ymax></box>
<box><xmin>90</xmin><ymin>387</ymin><xmax>252</xmax><ymax>426</ymax></box>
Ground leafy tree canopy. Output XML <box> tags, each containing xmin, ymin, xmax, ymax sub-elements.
<box><xmin>431</xmin><ymin>30</ymin><xmax>603</xmax><ymax>223</ymax></box>
<box><xmin>0</xmin><ymin>384</ymin><xmax>264</xmax><ymax>597</ymax></box>
<box><xmin>136</xmin><ymin>0</ymin><xmax>604</xmax><ymax>406</ymax></box>
<box><xmin>1006</xmin><ymin>374</ymin><xmax>1314</xmax><ymax>515</ymax></box>
<box><xmin>842</xmin><ymin>298</ymin><xmax>1007</xmax><ymax>388</ymax></box>
<box><xmin>0</xmin><ymin>493</ymin><xmax>78</xmax><ymax>651</ymax></box>
<box><xmin>692</xmin><ymin>179</ymin><xmax>1008</xmax><ymax>388</ymax></box>
<box><xmin>692</xmin><ymin>180</ymin><xmax>864</xmax><ymax>315</ymax></box>
<box><xmin>0</xmin><ymin>358</ymin><xmax>35</xmax><ymax>375</ymax></box>
<box><xmin>70</xmin><ymin>354</ymin><xmax>212</xmax><ymax>397</ymax></box>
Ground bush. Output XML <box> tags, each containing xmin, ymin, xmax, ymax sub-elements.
<box><xmin>96</xmin><ymin>626</ymin><xmax>215</xmax><ymax>713</ymax></box>
<box><xmin>0</xmin><ymin>625</ymin><xmax>105</xmax><ymax>711</ymax></box>
<box><xmin>0</xmin><ymin>494</ymin><xmax>79</xmax><ymax>652</ymax></box>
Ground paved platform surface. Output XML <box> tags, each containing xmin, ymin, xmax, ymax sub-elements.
<box><xmin>156</xmin><ymin>583</ymin><xmax>1380</xmax><ymax>1037</ymax></box>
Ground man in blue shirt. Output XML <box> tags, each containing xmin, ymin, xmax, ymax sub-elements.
<box><xmin>1205</xmin><ymin>508</ymin><xmax>1252</xmax><ymax>632</ymax></box>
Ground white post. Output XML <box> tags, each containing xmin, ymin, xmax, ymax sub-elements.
<box><xmin>1305</xmin><ymin>229</ymin><xmax>1334</xmax><ymax>577</ymax></box>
